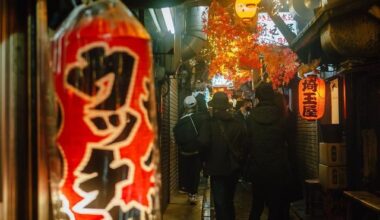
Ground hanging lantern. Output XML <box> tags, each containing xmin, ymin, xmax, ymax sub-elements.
<box><xmin>298</xmin><ymin>74</ymin><xmax>326</xmax><ymax>120</ymax></box>
<box><xmin>235</xmin><ymin>0</ymin><xmax>261</xmax><ymax>21</ymax></box>
<box><xmin>51</xmin><ymin>0</ymin><xmax>160</xmax><ymax>219</ymax></box>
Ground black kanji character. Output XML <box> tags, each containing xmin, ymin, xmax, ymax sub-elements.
<box><xmin>143</xmin><ymin>147</ymin><xmax>153</xmax><ymax>168</ymax></box>
<box><xmin>303</xmin><ymin>105</ymin><xmax>317</xmax><ymax>117</ymax></box>
<box><xmin>108</xmin><ymin>112</ymin><xmax>137</xmax><ymax>145</ymax></box>
<box><xmin>302</xmin><ymin>92</ymin><xmax>317</xmax><ymax>105</ymax></box>
<box><xmin>78</xmin><ymin>149</ymin><xmax>129</xmax><ymax>209</ymax></box>
<box><xmin>142</xmin><ymin>80</ymin><xmax>154</xmax><ymax>125</ymax></box>
<box><xmin>269</xmin><ymin>27</ymin><xmax>279</xmax><ymax>36</ymax></box>
<box><xmin>302</xmin><ymin>77</ymin><xmax>317</xmax><ymax>92</ymax></box>
<box><xmin>109</xmin><ymin>206</ymin><xmax>147</xmax><ymax>220</ymax></box>
<box><xmin>67</xmin><ymin>46</ymin><xmax>136</xmax><ymax>111</ymax></box>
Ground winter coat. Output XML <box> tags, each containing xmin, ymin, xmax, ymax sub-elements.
<box><xmin>234</xmin><ymin>110</ymin><xmax>250</xmax><ymax>131</ymax></box>
<box><xmin>198</xmin><ymin>111</ymin><xmax>246</xmax><ymax>176</ymax></box>
<box><xmin>246</xmin><ymin>101</ymin><xmax>292</xmax><ymax>187</ymax></box>
<box><xmin>174</xmin><ymin>111</ymin><xmax>209</xmax><ymax>154</ymax></box>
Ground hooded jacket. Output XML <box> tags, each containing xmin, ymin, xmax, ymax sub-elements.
<box><xmin>198</xmin><ymin>110</ymin><xmax>246</xmax><ymax>176</ymax></box>
<box><xmin>247</xmin><ymin>101</ymin><xmax>291</xmax><ymax>185</ymax></box>
<box><xmin>174</xmin><ymin>111</ymin><xmax>209</xmax><ymax>154</ymax></box>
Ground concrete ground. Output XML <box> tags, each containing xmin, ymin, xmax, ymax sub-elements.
<box><xmin>163</xmin><ymin>178</ymin><xmax>270</xmax><ymax>220</ymax></box>
<box><xmin>163</xmin><ymin>174</ymin><xmax>322</xmax><ymax>220</ymax></box>
<box><xmin>163</xmin><ymin>177</ymin><xmax>208</xmax><ymax>220</ymax></box>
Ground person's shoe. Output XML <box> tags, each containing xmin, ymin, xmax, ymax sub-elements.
<box><xmin>179</xmin><ymin>189</ymin><xmax>188</xmax><ymax>194</ymax></box>
<box><xmin>188</xmin><ymin>194</ymin><xmax>197</xmax><ymax>205</ymax></box>
<box><xmin>178</xmin><ymin>187</ymin><xmax>188</xmax><ymax>194</ymax></box>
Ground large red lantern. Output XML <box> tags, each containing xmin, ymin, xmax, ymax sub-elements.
<box><xmin>51</xmin><ymin>0</ymin><xmax>160</xmax><ymax>219</ymax></box>
<box><xmin>298</xmin><ymin>75</ymin><xmax>326</xmax><ymax>120</ymax></box>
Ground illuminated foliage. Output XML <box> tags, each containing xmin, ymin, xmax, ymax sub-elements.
<box><xmin>203</xmin><ymin>0</ymin><xmax>299</xmax><ymax>89</ymax></box>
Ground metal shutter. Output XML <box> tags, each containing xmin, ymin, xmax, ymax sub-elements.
<box><xmin>296</xmin><ymin>116</ymin><xmax>319</xmax><ymax>179</ymax></box>
<box><xmin>168</xmin><ymin>77</ymin><xmax>179</xmax><ymax>196</ymax></box>
<box><xmin>159</xmin><ymin>77</ymin><xmax>178</xmax><ymax>211</ymax></box>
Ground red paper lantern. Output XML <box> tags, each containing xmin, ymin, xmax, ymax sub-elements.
<box><xmin>298</xmin><ymin>75</ymin><xmax>326</xmax><ymax>120</ymax></box>
<box><xmin>52</xmin><ymin>1</ymin><xmax>160</xmax><ymax>219</ymax></box>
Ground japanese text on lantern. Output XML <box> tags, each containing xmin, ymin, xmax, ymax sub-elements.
<box><xmin>298</xmin><ymin>75</ymin><xmax>325</xmax><ymax>120</ymax></box>
<box><xmin>55</xmin><ymin>42</ymin><xmax>157</xmax><ymax>219</ymax></box>
<box><xmin>52</xmin><ymin>1</ymin><xmax>159</xmax><ymax>219</ymax></box>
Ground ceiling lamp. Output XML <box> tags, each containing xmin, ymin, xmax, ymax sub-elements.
<box><xmin>149</xmin><ymin>9</ymin><xmax>162</xmax><ymax>32</ymax></box>
<box><xmin>234</xmin><ymin>0</ymin><xmax>262</xmax><ymax>22</ymax></box>
<box><xmin>161</xmin><ymin>7</ymin><xmax>175</xmax><ymax>34</ymax></box>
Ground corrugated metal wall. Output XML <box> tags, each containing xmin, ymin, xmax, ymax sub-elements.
<box><xmin>296</xmin><ymin>116</ymin><xmax>319</xmax><ymax>179</ymax></box>
<box><xmin>168</xmin><ymin>77</ymin><xmax>179</xmax><ymax>196</ymax></box>
<box><xmin>159</xmin><ymin>77</ymin><xmax>178</xmax><ymax>211</ymax></box>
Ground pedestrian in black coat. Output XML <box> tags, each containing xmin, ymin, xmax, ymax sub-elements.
<box><xmin>198</xmin><ymin>92</ymin><xmax>247</xmax><ymax>220</ymax></box>
<box><xmin>247</xmin><ymin>83</ymin><xmax>292</xmax><ymax>220</ymax></box>
<box><xmin>174</xmin><ymin>95</ymin><xmax>208</xmax><ymax>204</ymax></box>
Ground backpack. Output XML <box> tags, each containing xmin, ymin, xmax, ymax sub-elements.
<box><xmin>173</xmin><ymin>114</ymin><xmax>199</xmax><ymax>153</ymax></box>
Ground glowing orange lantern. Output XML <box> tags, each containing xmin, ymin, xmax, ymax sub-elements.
<box><xmin>52</xmin><ymin>0</ymin><xmax>160</xmax><ymax>219</ymax></box>
<box><xmin>298</xmin><ymin>75</ymin><xmax>326</xmax><ymax>120</ymax></box>
<box><xmin>235</xmin><ymin>0</ymin><xmax>261</xmax><ymax>21</ymax></box>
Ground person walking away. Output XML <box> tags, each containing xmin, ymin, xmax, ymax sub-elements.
<box><xmin>173</xmin><ymin>95</ymin><xmax>206</xmax><ymax>204</ymax></box>
<box><xmin>194</xmin><ymin>93</ymin><xmax>211</xmax><ymax>177</ymax></box>
<box><xmin>234</xmin><ymin>99</ymin><xmax>253</xmax><ymax>183</ymax></box>
<box><xmin>279</xmin><ymin>94</ymin><xmax>303</xmax><ymax>203</ymax></box>
<box><xmin>246</xmin><ymin>83</ymin><xmax>292</xmax><ymax>220</ymax></box>
<box><xmin>235</xmin><ymin>98</ymin><xmax>253</xmax><ymax>124</ymax></box>
<box><xmin>198</xmin><ymin>92</ymin><xmax>247</xmax><ymax>220</ymax></box>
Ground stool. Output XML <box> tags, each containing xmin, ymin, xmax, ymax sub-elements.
<box><xmin>304</xmin><ymin>179</ymin><xmax>321</xmax><ymax>216</ymax></box>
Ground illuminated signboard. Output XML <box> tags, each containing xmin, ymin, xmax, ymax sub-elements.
<box><xmin>258</xmin><ymin>12</ymin><xmax>298</xmax><ymax>46</ymax></box>
<box><xmin>211</xmin><ymin>74</ymin><xmax>233</xmax><ymax>88</ymax></box>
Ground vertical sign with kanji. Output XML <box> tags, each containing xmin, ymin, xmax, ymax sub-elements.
<box><xmin>298</xmin><ymin>75</ymin><xmax>325</xmax><ymax>120</ymax></box>
<box><xmin>52</xmin><ymin>1</ymin><xmax>160</xmax><ymax>219</ymax></box>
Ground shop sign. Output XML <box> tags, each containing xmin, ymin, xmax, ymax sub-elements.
<box><xmin>258</xmin><ymin>12</ymin><xmax>297</xmax><ymax>45</ymax></box>
<box><xmin>298</xmin><ymin>75</ymin><xmax>326</xmax><ymax>120</ymax></box>
<box><xmin>211</xmin><ymin>74</ymin><xmax>233</xmax><ymax>88</ymax></box>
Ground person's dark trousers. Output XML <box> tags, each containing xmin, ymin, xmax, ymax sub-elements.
<box><xmin>180</xmin><ymin>153</ymin><xmax>202</xmax><ymax>194</ymax></box>
<box><xmin>210</xmin><ymin>172</ymin><xmax>239</xmax><ymax>220</ymax></box>
<box><xmin>249</xmin><ymin>182</ymin><xmax>290</xmax><ymax>220</ymax></box>
<box><xmin>249</xmin><ymin>183</ymin><xmax>265</xmax><ymax>220</ymax></box>
<box><xmin>178</xmin><ymin>153</ymin><xmax>187</xmax><ymax>192</ymax></box>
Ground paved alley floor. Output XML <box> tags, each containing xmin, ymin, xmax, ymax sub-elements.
<box><xmin>162</xmin><ymin>191</ymin><xmax>204</xmax><ymax>220</ymax></box>
<box><xmin>163</xmin><ymin>177</ymin><xmax>208</xmax><ymax>220</ymax></box>
<box><xmin>163</xmin><ymin>178</ymin><xmax>269</xmax><ymax>220</ymax></box>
